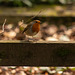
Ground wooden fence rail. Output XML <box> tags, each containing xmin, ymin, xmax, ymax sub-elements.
<box><xmin>0</xmin><ymin>40</ymin><xmax>75</xmax><ymax>66</ymax></box>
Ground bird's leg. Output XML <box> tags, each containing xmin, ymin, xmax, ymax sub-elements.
<box><xmin>32</xmin><ymin>36</ymin><xmax>38</xmax><ymax>42</ymax></box>
<box><xmin>28</xmin><ymin>36</ymin><xmax>37</xmax><ymax>42</ymax></box>
<box><xmin>26</xmin><ymin>35</ymin><xmax>37</xmax><ymax>42</ymax></box>
<box><xmin>25</xmin><ymin>35</ymin><xmax>33</xmax><ymax>42</ymax></box>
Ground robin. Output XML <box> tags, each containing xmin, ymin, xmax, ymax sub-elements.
<box><xmin>22</xmin><ymin>20</ymin><xmax>41</xmax><ymax>37</ymax></box>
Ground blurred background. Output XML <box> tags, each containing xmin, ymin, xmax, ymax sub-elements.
<box><xmin>0</xmin><ymin>0</ymin><xmax>75</xmax><ymax>75</ymax></box>
<box><xmin>0</xmin><ymin>0</ymin><xmax>74</xmax><ymax>41</ymax></box>
<box><xmin>0</xmin><ymin>66</ymin><xmax>75</xmax><ymax>75</ymax></box>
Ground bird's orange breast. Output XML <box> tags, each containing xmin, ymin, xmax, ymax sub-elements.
<box><xmin>32</xmin><ymin>23</ymin><xmax>40</xmax><ymax>33</ymax></box>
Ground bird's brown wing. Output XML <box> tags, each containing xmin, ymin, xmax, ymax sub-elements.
<box><xmin>22</xmin><ymin>22</ymin><xmax>33</xmax><ymax>34</ymax></box>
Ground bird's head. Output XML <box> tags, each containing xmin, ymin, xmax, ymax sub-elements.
<box><xmin>34</xmin><ymin>20</ymin><xmax>41</xmax><ymax>24</ymax></box>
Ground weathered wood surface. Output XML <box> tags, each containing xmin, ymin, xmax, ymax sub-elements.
<box><xmin>0</xmin><ymin>40</ymin><xmax>75</xmax><ymax>66</ymax></box>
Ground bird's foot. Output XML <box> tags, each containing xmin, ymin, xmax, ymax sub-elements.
<box><xmin>26</xmin><ymin>38</ymin><xmax>38</xmax><ymax>42</ymax></box>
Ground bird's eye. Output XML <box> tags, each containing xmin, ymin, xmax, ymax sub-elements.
<box><xmin>36</xmin><ymin>21</ymin><xmax>38</xmax><ymax>23</ymax></box>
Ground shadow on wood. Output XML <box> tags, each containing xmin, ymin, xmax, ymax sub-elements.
<box><xmin>0</xmin><ymin>41</ymin><xmax>75</xmax><ymax>66</ymax></box>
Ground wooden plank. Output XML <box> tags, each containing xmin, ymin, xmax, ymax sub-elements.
<box><xmin>0</xmin><ymin>40</ymin><xmax>75</xmax><ymax>66</ymax></box>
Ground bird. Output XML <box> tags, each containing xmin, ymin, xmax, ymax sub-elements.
<box><xmin>22</xmin><ymin>20</ymin><xmax>41</xmax><ymax>40</ymax></box>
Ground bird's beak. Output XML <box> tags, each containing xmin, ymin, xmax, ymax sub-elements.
<box><xmin>40</xmin><ymin>22</ymin><xmax>42</xmax><ymax>24</ymax></box>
